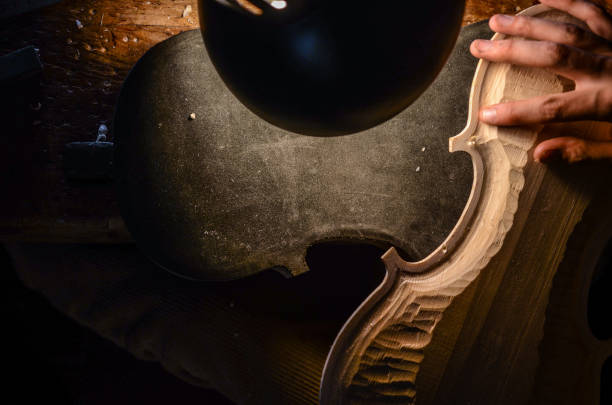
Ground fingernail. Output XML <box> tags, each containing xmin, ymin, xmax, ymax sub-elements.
<box><xmin>495</xmin><ymin>14</ymin><xmax>514</xmax><ymax>27</ymax></box>
<box><xmin>475</xmin><ymin>40</ymin><xmax>493</xmax><ymax>52</ymax></box>
<box><xmin>481</xmin><ymin>108</ymin><xmax>497</xmax><ymax>123</ymax></box>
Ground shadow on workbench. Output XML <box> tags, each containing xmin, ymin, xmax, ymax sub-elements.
<box><xmin>0</xmin><ymin>246</ymin><xmax>234</xmax><ymax>405</ymax></box>
<box><xmin>2</xmin><ymin>238</ymin><xmax>611</xmax><ymax>404</ymax></box>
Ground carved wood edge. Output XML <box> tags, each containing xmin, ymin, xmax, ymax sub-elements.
<box><xmin>319</xmin><ymin>5</ymin><xmax>576</xmax><ymax>404</ymax></box>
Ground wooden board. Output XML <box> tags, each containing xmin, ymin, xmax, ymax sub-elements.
<box><xmin>0</xmin><ymin>0</ymin><xmax>543</xmax><ymax>244</ymax></box>
<box><xmin>319</xmin><ymin>5</ymin><xmax>612</xmax><ymax>404</ymax></box>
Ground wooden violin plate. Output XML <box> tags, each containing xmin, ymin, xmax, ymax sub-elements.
<box><xmin>113</xmin><ymin>27</ymin><xmax>481</xmax><ymax>281</ymax></box>
<box><xmin>320</xmin><ymin>5</ymin><xmax>612</xmax><ymax>404</ymax></box>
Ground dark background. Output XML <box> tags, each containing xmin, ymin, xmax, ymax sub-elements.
<box><xmin>2</xmin><ymin>241</ymin><xmax>611</xmax><ymax>405</ymax></box>
<box><xmin>0</xmin><ymin>246</ymin><xmax>234</xmax><ymax>405</ymax></box>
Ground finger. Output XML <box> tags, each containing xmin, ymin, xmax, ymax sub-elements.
<box><xmin>470</xmin><ymin>38</ymin><xmax>608</xmax><ymax>80</ymax></box>
<box><xmin>489</xmin><ymin>14</ymin><xmax>609</xmax><ymax>51</ymax></box>
<box><xmin>539</xmin><ymin>0</ymin><xmax>612</xmax><ymax>41</ymax></box>
<box><xmin>534</xmin><ymin>136</ymin><xmax>612</xmax><ymax>162</ymax></box>
<box><xmin>479</xmin><ymin>90</ymin><xmax>610</xmax><ymax>125</ymax></box>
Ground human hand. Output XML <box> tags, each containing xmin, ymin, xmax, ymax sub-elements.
<box><xmin>470</xmin><ymin>0</ymin><xmax>612</xmax><ymax>163</ymax></box>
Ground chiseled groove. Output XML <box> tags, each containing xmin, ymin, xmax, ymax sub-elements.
<box><xmin>413</xmin><ymin>309</ymin><xmax>443</xmax><ymax>322</ymax></box>
<box><xmin>501</xmin><ymin>141</ymin><xmax>530</xmax><ymax>167</ymax></box>
<box><xmin>403</xmin><ymin>302</ymin><xmax>421</xmax><ymax>323</ymax></box>
<box><xmin>505</xmin><ymin>190</ymin><xmax>520</xmax><ymax>216</ymax></box>
<box><xmin>376</xmin><ymin>324</ymin><xmax>435</xmax><ymax>348</ymax></box>
<box><xmin>391</xmin><ymin>320</ymin><xmax>438</xmax><ymax>333</ymax></box>
<box><xmin>356</xmin><ymin>366</ymin><xmax>417</xmax><ymax>385</ymax></box>
<box><xmin>411</xmin><ymin>319</ymin><xmax>438</xmax><ymax>334</ymax></box>
<box><xmin>379</xmin><ymin>318</ymin><xmax>440</xmax><ymax>335</ymax></box>
<box><xmin>373</xmin><ymin>328</ymin><xmax>431</xmax><ymax>351</ymax></box>
<box><xmin>509</xmin><ymin>167</ymin><xmax>526</xmax><ymax>194</ymax></box>
<box><xmin>498</xmin><ymin>128</ymin><xmax>533</xmax><ymax>149</ymax></box>
<box><xmin>413</xmin><ymin>295</ymin><xmax>453</xmax><ymax>309</ymax></box>
<box><xmin>364</xmin><ymin>345</ymin><xmax>425</xmax><ymax>364</ymax></box>
<box><xmin>378</xmin><ymin>358</ymin><xmax>420</xmax><ymax>373</ymax></box>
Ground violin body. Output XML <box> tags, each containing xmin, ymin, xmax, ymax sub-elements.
<box><xmin>113</xmin><ymin>26</ymin><xmax>477</xmax><ymax>281</ymax></box>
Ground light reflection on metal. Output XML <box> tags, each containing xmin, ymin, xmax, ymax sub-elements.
<box><xmin>268</xmin><ymin>0</ymin><xmax>287</xmax><ymax>10</ymax></box>
<box><xmin>216</xmin><ymin>0</ymin><xmax>287</xmax><ymax>15</ymax></box>
<box><xmin>235</xmin><ymin>0</ymin><xmax>263</xmax><ymax>15</ymax></box>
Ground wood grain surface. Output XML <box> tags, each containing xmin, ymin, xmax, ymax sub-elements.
<box><xmin>0</xmin><ymin>0</ymin><xmax>545</xmax><ymax>243</ymax></box>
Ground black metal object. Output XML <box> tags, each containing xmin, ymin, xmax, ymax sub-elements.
<box><xmin>199</xmin><ymin>0</ymin><xmax>466</xmax><ymax>136</ymax></box>
<box><xmin>0</xmin><ymin>45</ymin><xmax>42</xmax><ymax>85</ymax></box>
<box><xmin>63</xmin><ymin>141</ymin><xmax>114</xmax><ymax>181</ymax></box>
<box><xmin>63</xmin><ymin>124</ymin><xmax>114</xmax><ymax>181</ymax></box>
<box><xmin>113</xmin><ymin>23</ymin><xmax>492</xmax><ymax>281</ymax></box>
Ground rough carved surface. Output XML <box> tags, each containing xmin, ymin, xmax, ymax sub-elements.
<box><xmin>320</xmin><ymin>6</ymin><xmax>583</xmax><ymax>404</ymax></box>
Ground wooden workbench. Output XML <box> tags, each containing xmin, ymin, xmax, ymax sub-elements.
<box><xmin>0</xmin><ymin>0</ymin><xmax>579</xmax><ymax>244</ymax></box>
